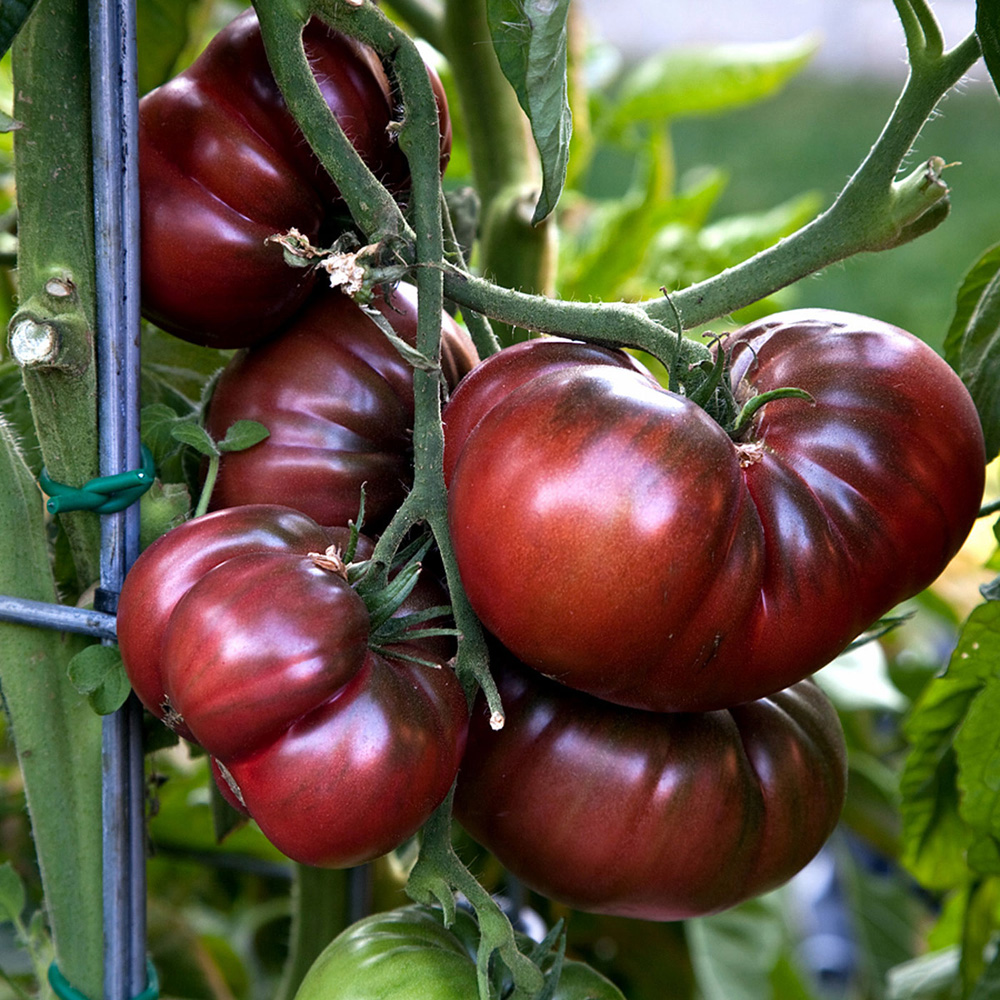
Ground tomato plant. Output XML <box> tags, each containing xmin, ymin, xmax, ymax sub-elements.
<box><xmin>204</xmin><ymin>281</ymin><xmax>477</xmax><ymax>530</ymax></box>
<box><xmin>116</xmin><ymin>503</ymin><xmax>468</xmax><ymax>867</ymax></box>
<box><xmin>454</xmin><ymin>649</ymin><xmax>847</xmax><ymax>921</ymax></box>
<box><xmin>293</xmin><ymin>904</ymin><xmax>628</xmax><ymax>1000</ymax></box>
<box><xmin>138</xmin><ymin>8</ymin><xmax>451</xmax><ymax>348</ymax></box>
<box><xmin>444</xmin><ymin>310</ymin><xmax>986</xmax><ymax>712</ymax></box>
<box><xmin>5</xmin><ymin>0</ymin><xmax>1000</xmax><ymax>996</ymax></box>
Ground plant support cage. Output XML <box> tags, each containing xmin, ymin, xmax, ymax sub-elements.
<box><xmin>0</xmin><ymin>0</ymin><xmax>148</xmax><ymax>996</ymax></box>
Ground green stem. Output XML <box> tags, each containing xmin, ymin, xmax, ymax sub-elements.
<box><xmin>274</xmin><ymin>866</ymin><xmax>352</xmax><ymax>1000</ymax></box>
<box><xmin>11</xmin><ymin>0</ymin><xmax>101</xmax><ymax>593</ymax></box>
<box><xmin>0</xmin><ymin>418</ymin><xmax>104</xmax><ymax>1000</ymax></box>
<box><xmin>641</xmin><ymin>27</ymin><xmax>981</xmax><ymax>329</ymax></box>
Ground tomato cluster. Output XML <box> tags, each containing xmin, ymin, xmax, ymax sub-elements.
<box><xmin>128</xmin><ymin>1</ymin><xmax>986</xmax><ymax>945</ymax></box>
<box><xmin>138</xmin><ymin>8</ymin><xmax>451</xmax><ymax>348</ymax></box>
<box><xmin>118</xmin><ymin>504</ymin><xmax>468</xmax><ymax>867</ymax></box>
<box><xmin>442</xmin><ymin>309</ymin><xmax>984</xmax><ymax>918</ymax></box>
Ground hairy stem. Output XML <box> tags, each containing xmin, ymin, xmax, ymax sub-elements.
<box><xmin>0</xmin><ymin>418</ymin><xmax>104</xmax><ymax>999</ymax></box>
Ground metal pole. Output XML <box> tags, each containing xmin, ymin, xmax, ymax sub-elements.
<box><xmin>88</xmin><ymin>0</ymin><xmax>146</xmax><ymax>995</ymax></box>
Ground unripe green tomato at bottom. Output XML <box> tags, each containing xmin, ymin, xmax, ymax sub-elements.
<box><xmin>293</xmin><ymin>905</ymin><xmax>627</xmax><ymax>1000</ymax></box>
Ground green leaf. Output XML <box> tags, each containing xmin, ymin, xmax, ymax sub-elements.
<box><xmin>607</xmin><ymin>35</ymin><xmax>818</xmax><ymax>131</ymax></box>
<box><xmin>886</xmin><ymin>948</ymin><xmax>960</xmax><ymax>1000</ymax></box>
<box><xmin>0</xmin><ymin>0</ymin><xmax>40</xmax><ymax>57</ymax></box>
<box><xmin>944</xmin><ymin>243</ymin><xmax>1000</xmax><ymax>368</ymax></box>
<box><xmin>956</xmin><ymin>674</ymin><xmax>1000</xmax><ymax>870</ymax></box>
<box><xmin>687</xmin><ymin>896</ymin><xmax>785</xmax><ymax>1000</ymax></box>
<box><xmin>135</xmin><ymin>0</ymin><xmax>199</xmax><ymax>94</ymax></box>
<box><xmin>950</xmin><ymin>262</ymin><xmax>1000</xmax><ymax>461</ymax></box>
<box><xmin>216</xmin><ymin>419</ymin><xmax>269</xmax><ymax>453</ymax></box>
<box><xmin>67</xmin><ymin>644</ymin><xmax>132</xmax><ymax>715</ymax></box>
<box><xmin>977</xmin><ymin>0</ymin><xmax>1000</xmax><ymax>101</ymax></box>
<box><xmin>901</xmin><ymin>602</ymin><xmax>1000</xmax><ymax>889</ymax></box>
<box><xmin>487</xmin><ymin>0</ymin><xmax>573</xmax><ymax>223</ymax></box>
<box><xmin>170</xmin><ymin>419</ymin><xmax>219</xmax><ymax>458</ymax></box>
<box><xmin>0</xmin><ymin>862</ymin><xmax>26</xmax><ymax>925</ymax></box>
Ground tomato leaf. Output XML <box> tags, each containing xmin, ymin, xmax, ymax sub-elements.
<box><xmin>67</xmin><ymin>644</ymin><xmax>132</xmax><ymax>716</ymax></box>
<box><xmin>604</xmin><ymin>36</ymin><xmax>817</xmax><ymax>133</ymax></box>
<box><xmin>955</xmin><ymin>672</ymin><xmax>1000</xmax><ymax>872</ymax></box>
<box><xmin>951</xmin><ymin>265</ymin><xmax>1000</xmax><ymax>462</ymax></box>
<box><xmin>0</xmin><ymin>0</ymin><xmax>39</xmax><ymax>57</ymax></box>
<box><xmin>687</xmin><ymin>897</ymin><xmax>785</xmax><ymax>1000</ymax></box>
<box><xmin>216</xmin><ymin>419</ymin><xmax>269</xmax><ymax>453</ymax></box>
<box><xmin>900</xmin><ymin>602</ymin><xmax>1000</xmax><ymax>890</ymax></box>
<box><xmin>170</xmin><ymin>418</ymin><xmax>220</xmax><ymax>458</ymax></box>
<box><xmin>0</xmin><ymin>861</ymin><xmax>25</xmax><ymax>925</ymax></box>
<box><xmin>977</xmin><ymin>0</ymin><xmax>1000</xmax><ymax>101</ymax></box>
<box><xmin>943</xmin><ymin>243</ymin><xmax>1000</xmax><ymax>368</ymax></box>
<box><xmin>486</xmin><ymin>0</ymin><xmax>573</xmax><ymax>224</ymax></box>
<box><xmin>970</xmin><ymin>947</ymin><xmax>1000</xmax><ymax>1000</ymax></box>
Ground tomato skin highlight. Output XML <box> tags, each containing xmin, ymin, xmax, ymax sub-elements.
<box><xmin>454</xmin><ymin>651</ymin><xmax>847</xmax><ymax>921</ymax></box>
<box><xmin>444</xmin><ymin>311</ymin><xmax>986</xmax><ymax>712</ymax></box>
<box><xmin>117</xmin><ymin>505</ymin><xmax>468</xmax><ymax>867</ymax></box>
<box><xmin>138</xmin><ymin>10</ymin><xmax>451</xmax><ymax>348</ymax></box>
<box><xmin>204</xmin><ymin>283</ymin><xmax>477</xmax><ymax>531</ymax></box>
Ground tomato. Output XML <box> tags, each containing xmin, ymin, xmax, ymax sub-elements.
<box><xmin>139</xmin><ymin>9</ymin><xmax>452</xmax><ymax>348</ymax></box>
<box><xmin>454</xmin><ymin>650</ymin><xmax>847</xmax><ymax>921</ymax></box>
<box><xmin>204</xmin><ymin>283</ymin><xmax>477</xmax><ymax>531</ymax></box>
<box><xmin>293</xmin><ymin>904</ymin><xmax>628</xmax><ymax>1000</ymax></box>
<box><xmin>117</xmin><ymin>504</ymin><xmax>468</xmax><ymax>867</ymax></box>
<box><xmin>444</xmin><ymin>310</ymin><xmax>986</xmax><ymax>712</ymax></box>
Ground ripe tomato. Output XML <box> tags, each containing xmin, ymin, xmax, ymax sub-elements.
<box><xmin>293</xmin><ymin>904</ymin><xmax>628</xmax><ymax>1000</ymax></box>
<box><xmin>204</xmin><ymin>283</ymin><xmax>477</xmax><ymax>531</ymax></box>
<box><xmin>117</xmin><ymin>504</ymin><xmax>468</xmax><ymax>867</ymax></box>
<box><xmin>444</xmin><ymin>310</ymin><xmax>986</xmax><ymax>712</ymax></box>
<box><xmin>454</xmin><ymin>651</ymin><xmax>847</xmax><ymax>921</ymax></box>
<box><xmin>139</xmin><ymin>9</ymin><xmax>451</xmax><ymax>348</ymax></box>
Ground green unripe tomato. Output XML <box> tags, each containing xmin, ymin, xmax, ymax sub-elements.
<box><xmin>293</xmin><ymin>905</ymin><xmax>627</xmax><ymax>1000</ymax></box>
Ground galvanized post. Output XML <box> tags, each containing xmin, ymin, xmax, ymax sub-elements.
<box><xmin>88</xmin><ymin>0</ymin><xmax>147</xmax><ymax>995</ymax></box>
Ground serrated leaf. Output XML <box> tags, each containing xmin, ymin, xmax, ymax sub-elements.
<box><xmin>901</xmin><ymin>602</ymin><xmax>1000</xmax><ymax>889</ymax></box>
<box><xmin>216</xmin><ymin>419</ymin><xmax>269</xmax><ymax>453</ymax></box>
<box><xmin>67</xmin><ymin>645</ymin><xmax>132</xmax><ymax>715</ymax></box>
<box><xmin>170</xmin><ymin>419</ymin><xmax>219</xmax><ymax>457</ymax></box>
<box><xmin>944</xmin><ymin>244</ymin><xmax>1000</xmax><ymax>367</ymax></box>
<box><xmin>607</xmin><ymin>35</ymin><xmax>818</xmax><ymax>132</ymax></box>
<box><xmin>978</xmin><ymin>0</ymin><xmax>1000</xmax><ymax>101</ymax></box>
<box><xmin>0</xmin><ymin>0</ymin><xmax>40</xmax><ymax>57</ymax></box>
<box><xmin>0</xmin><ymin>861</ymin><xmax>25</xmax><ymax>924</ymax></box>
<box><xmin>136</xmin><ymin>0</ymin><xmax>199</xmax><ymax>94</ymax></box>
<box><xmin>487</xmin><ymin>0</ymin><xmax>573</xmax><ymax>223</ymax></box>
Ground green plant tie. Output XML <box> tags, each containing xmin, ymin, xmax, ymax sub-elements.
<box><xmin>48</xmin><ymin>959</ymin><xmax>159</xmax><ymax>1000</ymax></box>
<box><xmin>39</xmin><ymin>445</ymin><xmax>155</xmax><ymax>515</ymax></box>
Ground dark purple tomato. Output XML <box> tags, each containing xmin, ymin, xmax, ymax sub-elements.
<box><xmin>444</xmin><ymin>310</ymin><xmax>986</xmax><ymax>712</ymax></box>
<box><xmin>204</xmin><ymin>282</ymin><xmax>477</xmax><ymax>531</ymax></box>
<box><xmin>454</xmin><ymin>650</ymin><xmax>847</xmax><ymax>920</ymax></box>
<box><xmin>117</xmin><ymin>504</ymin><xmax>468</xmax><ymax>867</ymax></box>
<box><xmin>139</xmin><ymin>9</ymin><xmax>451</xmax><ymax>348</ymax></box>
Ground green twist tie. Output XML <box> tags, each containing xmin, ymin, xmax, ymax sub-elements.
<box><xmin>40</xmin><ymin>445</ymin><xmax>155</xmax><ymax>515</ymax></box>
<box><xmin>48</xmin><ymin>959</ymin><xmax>159</xmax><ymax>1000</ymax></box>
